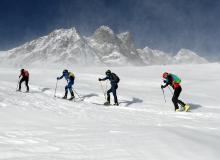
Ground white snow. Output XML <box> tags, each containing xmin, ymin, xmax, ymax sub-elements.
<box><xmin>0</xmin><ymin>64</ymin><xmax>220</xmax><ymax>159</ymax></box>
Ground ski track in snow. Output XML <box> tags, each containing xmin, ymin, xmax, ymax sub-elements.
<box><xmin>0</xmin><ymin>64</ymin><xmax>220</xmax><ymax>160</ymax></box>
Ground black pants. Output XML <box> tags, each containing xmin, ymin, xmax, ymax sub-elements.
<box><xmin>172</xmin><ymin>86</ymin><xmax>185</xmax><ymax>110</ymax></box>
<box><xmin>107</xmin><ymin>84</ymin><xmax>118</xmax><ymax>104</ymax></box>
<box><xmin>19</xmin><ymin>77</ymin><xmax>29</xmax><ymax>91</ymax></box>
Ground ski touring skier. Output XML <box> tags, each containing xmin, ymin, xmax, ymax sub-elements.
<box><xmin>17</xmin><ymin>69</ymin><xmax>29</xmax><ymax>92</ymax></box>
<box><xmin>57</xmin><ymin>69</ymin><xmax>75</xmax><ymax>100</ymax></box>
<box><xmin>99</xmin><ymin>70</ymin><xmax>120</xmax><ymax>106</ymax></box>
<box><xmin>161</xmin><ymin>72</ymin><xmax>190</xmax><ymax>112</ymax></box>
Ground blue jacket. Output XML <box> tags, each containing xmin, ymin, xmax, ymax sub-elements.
<box><xmin>58</xmin><ymin>72</ymin><xmax>74</xmax><ymax>83</ymax></box>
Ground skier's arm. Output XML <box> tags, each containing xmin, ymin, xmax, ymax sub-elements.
<box><xmin>99</xmin><ymin>76</ymin><xmax>108</xmax><ymax>81</ymax></box>
<box><xmin>161</xmin><ymin>82</ymin><xmax>169</xmax><ymax>88</ymax></box>
<box><xmin>161</xmin><ymin>75</ymin><xmax>172</xmax><ymax>88</ymax></box>
<box><xmin>19</xmin><ymin>72</ymin><xmax>23</xmax><ymax>78</ymax></box>
<box><xmin>57</xmin><ymin>75</ymin><xmax>64</xmax><ymax>80</ymax></box>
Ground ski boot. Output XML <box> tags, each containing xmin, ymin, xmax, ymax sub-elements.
<box><xmin>16</xmin><ymin>89</ymin><xmax>21</xmax><ymax>92</ymax></box>
<box><xmin>62</xmin><ymin>91</ymin><xmax>68</xmax><ymax>99</ymax></box>
<box><xmin>114</xmin><ymin>102</ymin><xmax>119</xmax><ymax>106</ymax></box>
<box><xmin>69</xmin><ymin>91</ymin><xmax>75</xmax><ymax>101</ymax></box>
<box><xmin>184</xmin><ymin>104</ymin><xmax>190</xmax><ymax>112</ymax></box>
<box><xmin>177</xmin><ymin>106</ymin><xmax>184</xmax><ymax>112</ymax></box>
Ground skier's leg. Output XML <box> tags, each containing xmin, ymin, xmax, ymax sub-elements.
<box><xmin>63</xmin><ymin>85</ymin><xmax>68</xmax><ymax>99</ymax></box>
<box><xmin>18</xmin><ymin>78</ymin><xmax>25</xmax><ymax>91</ymax></box>
<box><xmin>112</xmin><ymin>84</ymin><xmax>118</xmax><ymax>105</ymax></box>
<box><xmin>178</xmin><ymin>99</ymin><xmax>185</xmax><ymax>107</ymax></box>
<box><xmin>107</xmin><ymin>88</ymin><xmax>112</xmax><ymax>103</ymax></box>
<box><xmin>68</xmin><ymin>81</ymin><xmax>75</xmax><ymax>99</ymax></box>
<box><xmin>176</xmin><ymin>87</ymin><xmax>185</xmax><ymax>107</ymax></box>
<box><xmin>25</xmin><ymin>77</ymin><xmax>29</xmax><ymax>92</ymax></box>
<box><xmin>172</xmin><ymin>88</ymin><xmax>181</xmax><ymax>111</ymax></box>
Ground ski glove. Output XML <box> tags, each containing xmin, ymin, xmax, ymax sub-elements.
<box><xmin>98</xmin><ymin>78</ymin><xmax>101</xmax><ymax>81</ymax></box>
<box><xmin>161</xmin><ymin>85</ymin><xmax>165</xmax><ymax>89</ymax></box>
<box><xmin>57</xmin><ymin>77</ymin><xmax>60</xmax><ymax>80</ymax></box>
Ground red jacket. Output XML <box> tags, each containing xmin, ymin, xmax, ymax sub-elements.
<box><xmin>20</xmin><ymin>70</ymin><xmax>29</xmax><ymax>78</ymax></box>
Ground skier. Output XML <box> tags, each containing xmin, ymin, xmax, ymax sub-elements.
<box><xmin>99</xmin><ymin>70</ymin><xmax>120</xmax><ymax>106</ymax></box>
<box><xmin>17</xmin><ymin>69</ymin><xmax>29</xmax><ymax>92</ymax></box>
<box><xmin>161</xmin><ymin>72</ymin><xmax>190</xmax><ymax>112</ymax></box>
<box><xmin>57</xmin><ymin>69</ymin><xmax>75</xmax><ymax>100</ymax></box>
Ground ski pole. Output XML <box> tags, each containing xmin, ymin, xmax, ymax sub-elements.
<box><xmin>73</xmin><ymin>89</ymin><xmax>83</xmax><ymax>100</ymax></box>
<box><xmin>168</xmin><ymin>86</ymin><xmax>173</xmax><ymax>95</ymax></box>
<box><xmin>161</xmin><ymin>88</ymin><xmax>166</xmax><ymax>103</ymax></box>
<box><xmin>99</xmin><ymin>81</ymin><xmax>106</xmax><ymax>100</ymax></box>
<box><xmin>16</xmin><ymin>77</ymin><xmax>20</xmax><ymax>91</ymax></box>
<box><xmin>105</xmin><ymin>80</ymin><xmax>108</xmax><ymax>98</ymax></box>
<box><xmin>54</xmin><ymin>80</ymin><xmax>58</xmax><ymax>97</ymax></box>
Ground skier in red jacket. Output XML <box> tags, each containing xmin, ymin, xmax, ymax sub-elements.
<box><xmin>17</xmin><ymin>69</ymin><xmax>29</xmax><ymax>92</ymax></box>
<box><xmin>161</xmin><ymin>72</ymin><xmax>190</xmax><ymax>112</ymax></box>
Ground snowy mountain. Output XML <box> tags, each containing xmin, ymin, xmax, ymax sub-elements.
<box><xmin>0</xmin><ymin>28</ymin><xmax>101</xmax><ymax>67</ymax></box>
<box><xmin>86</xmin><ymin>26</ymin><xmax>144</xmax><ymax>66</ymax></box>
<box><xmin>137</xmin><ymin>47</ymin><xmax>208</xmax><ymax>65</ymax></box>
<box><xmin>173</xmin><ymin>49</ymin><xmax>208</xmax><ymax>64</ymax></box>
<box><xmin>137</xmin><ymin>47</ymin><xmax>173</xmax><ymax>65</ymax></box>
<box><xmin>0</xmin><ymin>26</ymin><xmax>208</xmax><ymax>67</ymax></box>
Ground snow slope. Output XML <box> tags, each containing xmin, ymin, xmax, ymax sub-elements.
<box><xmin>0</xmin><ymin>26</ymin><xmax>208</xmax><ymax>67</ymax></box>
<box><xmin>0</xmin><ymin>64</ymin><xmax>220</xmax><ymax>160</ymax></box>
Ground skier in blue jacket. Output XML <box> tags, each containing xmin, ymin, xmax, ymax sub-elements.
<box><xmin>99</xmin><ymin>70</ymin><xmax>120</xmax><ymax>106</ymax></box>
<box><xmin>57</xmin><ymin>69</ymin><xmax>75</xmax><ymax>100</ymax></box>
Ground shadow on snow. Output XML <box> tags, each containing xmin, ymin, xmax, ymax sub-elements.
<box><xmin>189</xmin><ymin>103</ymin><xmax>202</xmax><ymax>110</ymax></box>
<box><xmin>120</xmin><ymin>98</ymin><xmax>143</xmax><ymax>107</ymax></box>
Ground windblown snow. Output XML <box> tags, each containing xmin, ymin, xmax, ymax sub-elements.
<box><xmin>0</xmin><ymin>64</ymin><xmax>220</xmax><ymax>160</ymax></box>
<box><xmin>0</xmin><ymin>26</ymin><xmax>208</xmax><ymax>67</ymax></box>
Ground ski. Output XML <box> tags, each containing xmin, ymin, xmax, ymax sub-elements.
<box><xmin>91</xmin><ymin>102</ymin><xmax>119</xmax><ymax>106</ymax></box>
<box><xmin>55</xmin><ymin>96</ymin><xmax>83</xmax><ymax>102</ymax></box>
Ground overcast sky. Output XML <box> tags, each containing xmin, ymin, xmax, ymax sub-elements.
<box><xmin>0</xmin><ymin>0</ymin><xmax>219</xmax><ymax>60</ymax></box>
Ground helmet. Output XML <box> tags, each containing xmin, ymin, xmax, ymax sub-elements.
<box><xmin>162</xmin><ymin>72</ymin><xmax>168</xmax><ymax>78</ymax></box>
<box><xmin>21</xmin><ymin>69</ymin><xmax>24</xmax><ymax>72</ymax></box>
<box><xmin>63</xmin><ymin>69</ymin><xmax>68</xmax><ymax>74</ymax></box>
<box><xmin>105</xmin><ymin>70</ymin><xmax>111</xmax><ymax>75</ymax></box>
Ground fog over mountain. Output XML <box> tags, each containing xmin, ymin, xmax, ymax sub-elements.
<box><xmin>0</xmin><ymin>26</ymin><xmax>208</xmax><ymax>67</ymax></box>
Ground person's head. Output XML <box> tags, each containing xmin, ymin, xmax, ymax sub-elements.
<box><xmin>105</xmin><ymin>70</ymin><xmax>111</xmax><ymax>76</ymax></box>
<box><xmin>63</xmin><ymin>69</ymin><xmax>68</xmax><ymax>75</ymax></box>
<box><xmin>162</xmin><ymin>72</ymin><xmax>169</xmax><ymax>79</ymax></box>
<box><xmin>20</xmin><ymin>69</ymin><xmax>24</xmax><ymax>73</ymax></box>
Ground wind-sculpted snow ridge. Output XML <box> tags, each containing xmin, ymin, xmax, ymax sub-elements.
<box><xmin>0</xmin><ymin>26</ymin><xmax>208</xmax><ymax>67</ymax></box>
<box><xmin>0</xmin><ymin>64</ymin><xmax>220</xmax><ymax>159</ymax></box>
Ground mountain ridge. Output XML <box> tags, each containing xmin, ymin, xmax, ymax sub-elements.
<box><xmin>0</xmin><ymin>26</ymin><xmax>208</xmax><ymax>67</ymax></box>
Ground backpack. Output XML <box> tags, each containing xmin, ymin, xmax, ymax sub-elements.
<box><xmin>69</xmin><ymin>72</ymin><xmax>75</xmax><ymax>79</ymax></box>
<box><xmin>170</xmin><ymin>74</ymin><xmax>181</xmax><ymax>84</ymax></box>
<box><xmin>111</xmin><ymin>73</ymin><xmax>120</xmax><ymax>83</ymax></box>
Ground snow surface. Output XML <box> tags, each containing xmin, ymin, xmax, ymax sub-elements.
<box><xmin>0</xmin><ymin>64</ymin><xmax>220</xmax><ymax>159</ymax></box>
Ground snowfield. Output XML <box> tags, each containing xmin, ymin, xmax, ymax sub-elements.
<box><xmin>0</xmin><ymin>64</ymin><xmax>220</xmax><ymax>160</ymax></box>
